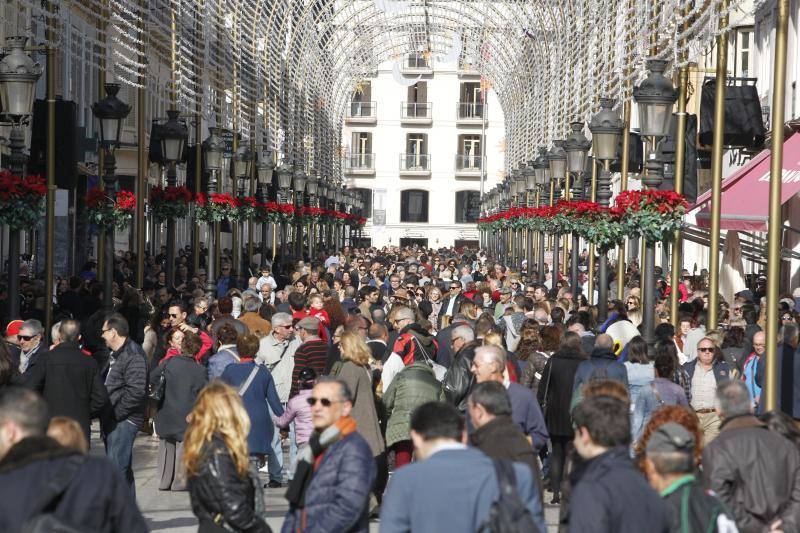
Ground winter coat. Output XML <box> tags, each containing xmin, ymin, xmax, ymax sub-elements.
<box><xmin>273</xmin><ymin>389</ymin><xmax>314</xmax><ymax>445</ymax></box>
<box><xmin>565</xmin><ymin>446</ymin><xmax>670</xmax><ymax>533</ymax></box>
<box><xmin>0</xmin><ymin>436</ymin><xmax>148</xmax><ymax>532</ymax></box>
<box><xmin>337</xmin><ymin>361</ymin><xmax>385</xmax><ymax>457</ymax></box>
<box><xmin>151</xmin><ymin>354</ymin><xmax>207</xmax><ymax>442</ymax></box>
<box><xmin>23</xmin><ymin>341</ymin><xmax>108</xmax><ymax>440</ymax></box>
<box><xmin>239</xmin><ymin>312</ymin><xmax>272</xmax><ymax>337</ymax></box>
<box><xmin>281</xmin><ymin>432</ymin><xmax>376</xmax><ymax>533</ymax></box>
<box><xmin>101</xmin><ymin>337</ymin><xmax>148</xmax><ymax>433</ymax></box>
<box><xmin>469</xmin><ymin>415</ymin><xmax>541</xmax><ymax>489</ymax></box>
<box><xmin>572</xmin><ymin>347</ymin><xmax>629</xmax><ymax>394</ymax></box>
<box><xmin>683</xmin><ymin>358</ymin><xmax>732</xmax><ymax>386</ymax></box>
<box><xmin>221</xmin><ymin>361</ymin><xmax>284</xmax><ymax>455</ymax></box>
<box><xmin>519</xmin><ymin>350</ymin><xmax>551</xmax><ymax>395</ymax></box>
<box><xmin>537</xmin><ymin>348</ymin><xmax>584</xmax><ymax>437</ymax></box>
<box><xmin>207</xmin><ymin>345</ymin><xmax>239</xmax><ymax>381</ymax></box>
<box><xmin>441</xmin><ymin>341</ymin><xmax>479</xmax><ymax>412</ymax></box>
<box><xmin>437</xmin><ymin>294</ymin><xmax>464</xmax><ymax>329</ymax></box>
<box><xmin>383</xmin><ymin>362</ymin><xmax>444</xmax><ymax>447</ymax></box>
<box><xmin>188</xmin><ymin>435</ymin><xmax>270</xmax><ymax>533</ymax></box>
<box><xmin>702</xmin><ymin>414</ymin><xmax>800</xmax><ymax>533</ymax></box>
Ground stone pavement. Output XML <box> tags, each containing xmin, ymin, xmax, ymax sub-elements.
<box><xmin>93</xmin><ymin>427</ymin><xmax>561</xmax><ymax>532</ymax></box>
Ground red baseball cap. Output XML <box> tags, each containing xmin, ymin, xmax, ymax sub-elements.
<box><xmin>5</xmin><ymin>319</ymin><xmax>23</xmax><ymax>337</ymax></box>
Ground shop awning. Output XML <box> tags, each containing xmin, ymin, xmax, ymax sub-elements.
<box><xmin>692</xmin><ymin>133</ymin><xmax>800</xmax><ymax>231</ymax></box>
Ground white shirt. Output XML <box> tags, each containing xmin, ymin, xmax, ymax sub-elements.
<box><xmin>257</xmin><ymin>334</ymin><xmax>300</xmax><ymax>403</ymax></box>
<box><xmin>690</xmin><ymin>365</ymin><xmax>717</xmax><ymax>410</ymax></box>
<box><xmin>256</xmin><ymin>275</ymin><xmax>277</xmax><ymax>291</ymax></box>
<box><xmin>381</xmin><ymin>352</ymin><xmax>405</xmax><ymax>391</ymax></box>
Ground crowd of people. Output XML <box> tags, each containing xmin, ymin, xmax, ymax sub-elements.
<box><xmin>0</xmin><ymin>243</ymin><xmax>799</xmax><ymax>532</ymax></box>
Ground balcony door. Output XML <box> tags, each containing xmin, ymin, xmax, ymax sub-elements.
<box><xmin>459</xmin><ymin>134</ymin><xmax>482</xmax><ymax>168</ymax></box>
<box><xmin>406</xmin><ymin>134</ymin><xmax>427</xmax><ymax>169</ymax></box>
<box><xmin>351</xmin><ymin>132</ymin><xmax>372</xmax><ymax>167</ymax></box>
<box><xmin>407</xmin><ymin>82</ymin><xmax>427</xmax><ymax>117</ymax></box>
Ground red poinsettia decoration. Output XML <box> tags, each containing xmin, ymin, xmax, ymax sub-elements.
<box><xmin>86</xmin><ymin>188</ymin><xmax>135</xmax><ymax>229</ymax></box>
<box><xmin>150</xmin><ymin>185</ymin><xmax>193</xmax><ymax>222</ymax></box>
<box><xmin>0</xmin><ymin>173</ymin><xmax>47</xmax><ymax>231</ymax></box>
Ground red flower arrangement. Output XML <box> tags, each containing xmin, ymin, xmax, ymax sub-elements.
<box><xmin>86</xmin><ymin>188</ymin><xmax>136</xmax><ymax>229</ymax></box>
<box><xmin>614</xmin><ymin>189</ymin><xmax>687</xmax><ymax>242</ymax></box>
<box><xmin>150</xmin><ymin>185</ymin><xmax>193</xmax><ymax>222</ymax></box>
<box><xmin>0</xmin><ymin>171</ymin><xmax>46</xmax><ymax>231</ymax></box>
<box><xmin>254</xmin><ymin>201</ymin><xmax>295</xmax><ymax>223</ymax></box>
<box><xmin>234</xmin><ymin>196</ymin><xmax>258</xmax><ymax>221</ymax></box>
<box><xmin>195</xmin><ymin>192</ymin><xmax>238</xmax><ymax>223</ymax></box>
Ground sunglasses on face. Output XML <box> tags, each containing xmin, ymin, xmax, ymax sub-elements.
<box><xmin>307</xmin><ymin>397</ymin><xmax>340</xmax><ymax>407</ymax></box>
<box><xmin>782</xmin><ymin>315</ymin><xmax>793</xmax><ymax>321</ymax></box>
<box><xmin>169</xmin><ymin>313</ymin><xmax>180</xmax><ymax>318</ymax></box>
<box><xmin>18</xmin><ymin>334</ymin><xmax>36</xmax><ymax>341</ymax></box>
<box><xmin>698</xmin><ymin>347</ymin><xmax>715</xmax><ymax>353</ymax></box>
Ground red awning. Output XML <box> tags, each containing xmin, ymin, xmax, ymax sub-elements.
<box><xmin>692</xmin><ymin>132</ymin><xmax>800</xmax><ymax>231</ymax></box>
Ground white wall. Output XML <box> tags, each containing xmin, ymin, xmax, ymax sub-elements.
<box><xmin>342</xmin><ymin>58</ymin><xmax>505</xmax><ymax>248</ymax></box>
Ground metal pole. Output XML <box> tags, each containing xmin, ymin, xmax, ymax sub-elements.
<box><xmin>205</xmin><ymin>168</ymin><xmax>218</xmax><ymax>297</ymax></box>
<box><xmin>597</xmin><ymin>161</ymin><xmax>613</xmax><ymax>323</ymax></box>
<box><xmin>587</xmin><ymin>160</ymin><xmax>597</xmax><ymax>304</ymax></box>
<box><xmin>103</xmin><ymin>151</ymin><xmax>117</xmax><ymax>310</ymax></box>
<box><xmin>135</xmin><ymin>0</ymin><xmax>147</xmax><ymax>289</ymax></box>
<box><xmin>707</xmin><ymin>0</ymin><xmax>729</xmax><ymax>331</ymax></box>
<box><xmin>193</xmin><ymin>120</ymin><xmax>202</xmax><ymax>275</ymax></box>
<box><xmin>166</xmin><ymin>163</ymin><xmax>177</xmax><ymax>288</ymax></box>
<box><xmin>7</xmin><ymin>230</ymin><xmax>20</xmax><ymax>319</ymax></box>
<box><xmin>44</xmin><ymin>0</ymin><xmax>56</xmax><ymax>336</ymax></box>
<box><xmin>550</xmin><ymin>181</ymin><xmax>558</xmax><ymax>288</ymax></box>
<box><xmin>670</xmin><ymin>6</ymin><xmax>690</xmax><ymax>326</ymax></box>
<box><xmin>764</xmin><ymin>0</ymin><xmax>789</xmax><ymax>412</ymax></box>
<box><xmin>616</xmin><ymin>0</ymin><xmax>635</xmax><ymax>302</ymax></box>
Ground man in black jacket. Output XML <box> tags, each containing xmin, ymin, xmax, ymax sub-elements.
<box><xmin>100</xmin><ymin>313</ymin><xmax>147</xmax><ymax>496</ymax></box>
<box><xmin>0</xmin><ymin>387</ymin><xmax>148</xmax><ymax>532</ymax></box>
<box><xmin>437</xmin><ymin>281</ymin><xmax>465</xmax><ymax>330</ymax></box>
<box><xmin>442</xmin><ymin>324</ymin><xmax>478</xmax><ymax>412</ymax></box>
<box><xmin>23</xmin><ymin>319</ymin><xmax>108</xmax><ymax>443</ymax></box>
<box><xmin>703</xmin><ymin>380</ymin><xmax>800</xmax><ymax>532</ymax></box>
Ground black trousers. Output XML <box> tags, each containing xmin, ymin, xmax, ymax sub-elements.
<box><xmin>549</xmin><ymin>435</ymin><xmax>572</xmax><ymax>493</ymax></box>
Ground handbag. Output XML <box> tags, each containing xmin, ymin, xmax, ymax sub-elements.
<box><xmin>147</xmin><ymin>361</ymin><xmax>168</xmax><ymax>402</ymax></box>
<box><xmin>539</xmin><ymin>358</ymin><xmax>554</xmax><ymax>418</ymax></box>
<box><xmin>411</xmin><ymin>335</ymin><xmax>447</xmax><ymax>381</ymax></box>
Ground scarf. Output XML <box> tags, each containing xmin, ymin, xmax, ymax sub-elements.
<box><xmin>285</xmin><ymin>415</ymin><xmax>357</xmax><ymax>509</ymax></box>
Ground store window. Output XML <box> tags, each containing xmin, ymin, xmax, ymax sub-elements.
<box><xmin>400</xmin><ymin>189</ymin><xmax>429</xmax><ymax>222</ymax></box>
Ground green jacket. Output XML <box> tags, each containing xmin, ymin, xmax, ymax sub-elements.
<box><xmin>383</xmin><ymin>361</ymin><xmax>443</xmax><ymax>447</ymax></box>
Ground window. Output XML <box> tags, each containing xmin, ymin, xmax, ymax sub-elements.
<box><xmin>455</xmin><ymin>190</ymin><xmax>481</xmax><ymax>223</ymax></box>
<box><xmin>353</xmin><ymin>188</ymin><xmax>372</xmax><ymax>218</ymax></box>
<box><xmin>352</xmin><ymin>132</ymin><xmax>372</xmax><ymax>154</ymax></box>
<box><xmin>458</xmin><ymin>82</ymin><xmax>484</xmax><ymax>118</ymax></box>
<box><xmin>400</xmin><ymin>189</ymin><xmax>429</xmax><ymax>222</ymax></box>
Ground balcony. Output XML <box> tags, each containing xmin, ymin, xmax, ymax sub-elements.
<box><xmin>399</xmin><ymin>153</ymin><xmax>431</xmax><ymax>177</ymax></box>
<box><xmin>401</xmin><ymin>102</ymin><xmax>433</xmax><ymax>125</ymax></box>
<box><xmin>344</xmin><ymin>153</ymin><xmax>375</xmax><ymax>176</ymax></box>
<box><xmin>458</xmin><ymin>61</ymin><xmax>480</xmax><ymax>77</ymax></box>
<box><xmin>402</xmin><ymin>55</ymin><xmax>433</xmax><ymax>75</ymax></box>
<box><xmin>455</xmin><ymin>155</ymin><xmax>484</xmax><ymax>178</ymax></box>
<box><xmin>456</xmin><ymin>102</ymin><xmax>486</xmax><ymax>125</ymax></box>
<box><xmin>345</xmin><ymin>101</ymin><xmax>377</xmax><ymax>124</ymax></box>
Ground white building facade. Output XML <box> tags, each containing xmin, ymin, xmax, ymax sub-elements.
<box><xmin>341</xmin><ymin>53</ymin><xmax>504</xmax><ymax>249</ymax></box>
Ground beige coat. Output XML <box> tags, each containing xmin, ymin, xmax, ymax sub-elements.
<box><xmin>337</xmin><ymin>360</ymin><xmax>385</xmax><ymax>457</ymax></box>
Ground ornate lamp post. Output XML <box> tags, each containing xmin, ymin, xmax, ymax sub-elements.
<box><xmin>563</xmin><ymin>121</ymin><xmax>591</xmax><ymax>292</ymax></box>
<box><xmin>533</xmin><ymin>147</ymin><xmax>549</xmax><ymax>280</ymax></box>
<box><xmin>589</xmin><ymin>98</ymin><xmax>625</xmax><ymax>323</ymax></box>
<box><xmin>276</xmin><ymin>163</ymin><xmax>292</xmax><ymax>260</ymax></box>
<box><xmin>317</xmin><ymin>180</ymin><xmax>328</xmax><ymax>252</ymax></box>
<box><xmin>547</xmin><ymin>141</ymin><xmax>566</xmax><ymax>286</ymax></box>
<box><xmin>92</xmin><ymin>83</ymin><xmax>131</xmax><ymax>310</ymax></box>
<box><xmin>233</xmin><ymin>144</ymin><xmax>252</xmax><ymax>280</ymax></box>
<box><xmin>305</xmin><ymin>173</ymin><xmax>318</xmax><ymax>259</ymax></box>
<box><xmin>634</xmin><ymin>60</ymin><xmax>677</xmax><ymax>346</ymax></box>
<box><xmin>292</xmin><ymin>169</ymin><xmax>307</xmax><ymax>258</ymax></box>
<box><xmin>159</xmin><ymin>109</ymin><xmax>188</xmax><ymax>288</ymax></box>
<box><xmin>256</xmin><ymin>143</ymin><xmax>275</xmax><ymax>261</ymax></box>
<box><xmin>0</xmin><ymin>36</ymin><xmax>41</xmax><ymax>320</ymax></box>
<box><xmin>524</xmin><ymin>163</ymin><xmax>537</xmax><ymax>278</ymax></box>
<box><xmin>334</xmin><ymin>186</ymin><xmax>344</xmax><ymax>251</ymax></box>
<box><xmin>202</xmin><ymin>127</ymin><xmax>223</xmax><ymax>296</ymax></box>
<box><xmin>514</xmin><ymin>166</ymin><xmax>527</xmax><ymax>269</ymax></box>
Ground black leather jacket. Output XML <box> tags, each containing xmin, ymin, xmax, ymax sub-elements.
<box><xmin>188</xmin><ymin>436</ymin><xmax>271</xmax><ymax>533</ymax></box>
<box><xmin>442</xmin><ymin>342</ymin><xmax>478</xmax><ymax>412</ymax></box>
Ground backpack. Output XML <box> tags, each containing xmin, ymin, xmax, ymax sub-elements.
<box><xmin>20</xmin><ymin>455</ymin><xmax>87</xmax><ymax>533</ymax></box>
<box><xmin>478</xmin><ymin>459</ymin><xmax>540</xmax><ymax>533</ymax></box>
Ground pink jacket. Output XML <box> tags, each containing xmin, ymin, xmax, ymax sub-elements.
<box><xmin>273</xmin><ymin>388</ymin><xmax>313</xmax><ymax>445</ymax></box>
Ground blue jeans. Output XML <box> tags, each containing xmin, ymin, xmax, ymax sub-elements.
<box><xmin>105</xmin><ymin>420</ymin><xmax>139</xmax><ymax>497</ymax></box>
<box><xmin>268</xmin><ymin>404</ymin><xmax>284</xmax><ymax>483</ymax></box>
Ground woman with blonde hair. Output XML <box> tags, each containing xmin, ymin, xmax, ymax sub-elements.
<box><xmin>336</xmin><ymin>331</ymin><xmax>387</xmax><ymax>504</ymax></box>
<box><xmin>184</xmin><ymin>381</ymin><xmax>270</xmax><ymax>532</ymax></box>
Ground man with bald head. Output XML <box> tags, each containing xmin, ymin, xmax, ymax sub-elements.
<box><xmin>470</xmin><ymin>345</ymin><xmax>548</xmax><ymax>451</ymax></box>
<box><xmin>24</xmin><ymin>319</ymin><xmax>108</xmax><ymax>442</ymax></box>
<box><xmin>571</xmin><ymin>333</ymin><xmax>629</xmax><ymax>394</ymax></box>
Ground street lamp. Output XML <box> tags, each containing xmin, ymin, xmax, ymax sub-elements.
<box><xmin>91</xmin><ymin>83</ymin><xmax>131</xmax><ymax>310</ymax></box>
<box><xmin>292</xmin><ymin>169</ymin><xmax>307</xmax><ymax>258</ymax></box>
<box><xmin>276</xmin><ymin>163</ymin><xmax>292</xmax><ymax>259</ymax></box>
<box><xmin>563</xmin><ymin>121</ymin><xmax>591</xmax><ymax>291</ymax></box>
<box><xmin>547</xmin><ymin>141</ymin><xmax>566</xmax><ymax>283</ymax></box>
<box><xmin>159</xmin><ymin>109</ymin><xmax>188</xmax><ymax>289</ymax></box>
<box><xmin>201</xmin><ymin>127</ymin><xmax>224</xmax><ymax>296</ymax></box>
<box><xmin>589</xmin><ymin>98</ymin><xmax>624</xmax><ymax>323</ymax></box>
<box><xmin>306</xmin><ymin>174</ymin><xmax>318</xmax><ymax>258</ymax></box>
<box><xmin>0</xmin><ymin>36</ymin><xmax>41</xmax><ymax>321</ymax></box>
<box><xmin>233</xmin><ymin>144</ymin><xmax>252</xmax><ymax>282</ymax></box>
<box><xmin>634</xmin><ymin>59</ymin><xmax>677</xmax><ymax>346</ymax></box>
<box><xmin>256</xmin><ymin>144</ymin><xmax>274</xmax><ymax>260</ymax></box>
<box><xmin>533</xmin><ymin>147</ymin><xmax>550</xmax><ymax>279</ymax></box>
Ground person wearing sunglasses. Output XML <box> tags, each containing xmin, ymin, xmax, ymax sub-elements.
<box><xmin>283</xmin><ymin>377</ymin><xmax>375</xmax><ymax>533</ymax></box>
<box><xmin>438</xmin><ymin>281</ymin><xmax>465</xmax><ymax>330</ymax></box>
<box><xmin>16</xmin><ymin>319</ymin><xmax>46</xmax><ymax>377</ymax></box>
<box><xmin>683</xmin><ymin>337</ymin><xmax>732</xmax><ymax>445</ymax></box>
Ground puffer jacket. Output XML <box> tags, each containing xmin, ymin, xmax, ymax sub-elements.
<box><xmin>281</xmin><ymin>432</ymin><xmax>375</xmax><ymax>533</ymax></box>
<box><xmin>702</xmin><ymin>414</ymin><xmax>800</xmax><ymax>533</ymax></box>
<box><xmin>442</xmin><ymin>341</ymin><xmax>479</xmax><ymax>412</ymax></box>
<box><xmin>101</xmin><ymin>337</ymin><xmax>148</xmax><ymax>433</ymax></box>
<box><xmin>188</xmin><ymin>436</ymin><xmax>271</xmax><ymax>533</ymax></box>
<box><xmin>383</xmin><ymin>361</ymin><xmax>444</xmax><ymax>447</ymax></box>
